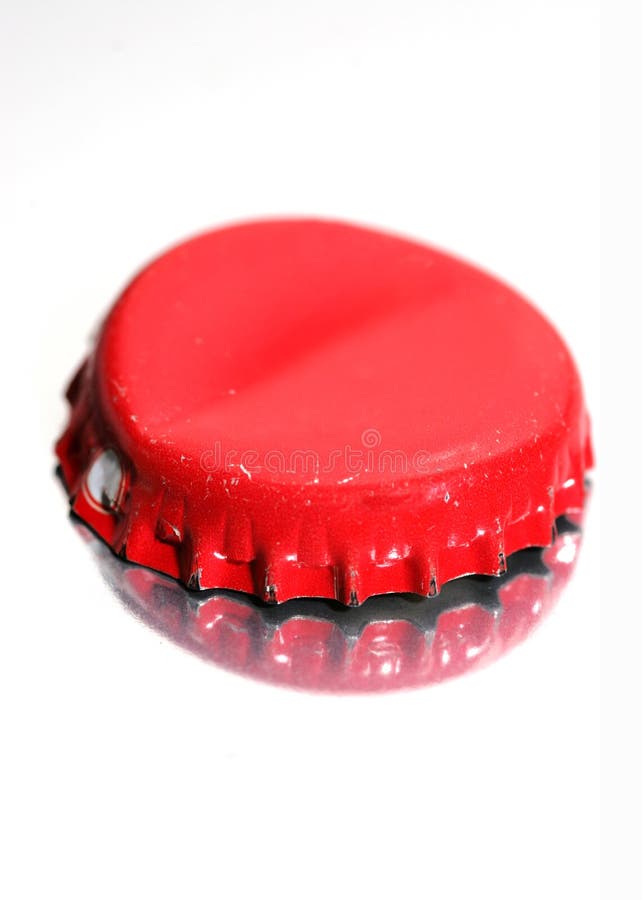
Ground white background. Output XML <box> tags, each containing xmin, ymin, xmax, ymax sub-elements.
<box><xmin>2</xmin><ymin>2</ymin><xmax>602</xmax><ymax>898</ymax></box>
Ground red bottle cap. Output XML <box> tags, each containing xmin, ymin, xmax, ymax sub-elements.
<box><xmin>56</xmin><ymin>219</ymin><xmax>592</xmax><ymax>605</ymax></box>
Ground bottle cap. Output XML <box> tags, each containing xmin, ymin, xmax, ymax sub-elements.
<box><xmin>56</xmin><ymin>219</ymin><xmax>592</xmax><ymax>605</ymax></box>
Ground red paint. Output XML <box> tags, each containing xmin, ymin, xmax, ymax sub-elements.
<box><xmin>57</xmin><ymin>219</ymin><xmax>592</xmax><ymax>604</ymax></box>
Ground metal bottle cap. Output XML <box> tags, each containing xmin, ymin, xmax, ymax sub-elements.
<box><xmin>56</xmin><ymin>219</ymin><xmax>592</xmax><ymax>605</ymax></box>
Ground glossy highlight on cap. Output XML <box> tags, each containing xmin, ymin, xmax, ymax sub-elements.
<box><xmin>56</xmin><ymin>219</ymin><xmax>592</xmax><ymax>604</ymax></box>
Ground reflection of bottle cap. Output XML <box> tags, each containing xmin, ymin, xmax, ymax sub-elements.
<box><xmin>56</xmin><ymin>219</ymin><xmax>592</xmax><ymax>605</ymax></box>
<box><xmin>78</xmin><ymin>515</ymin><xmax>583</xmax><ymax>692</ymax></box>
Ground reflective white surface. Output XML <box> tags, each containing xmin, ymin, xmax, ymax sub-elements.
<box><xmin>2</xmin><ymin>2</ymin><xmax>600</xmax><ymax>898</ymax></box>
